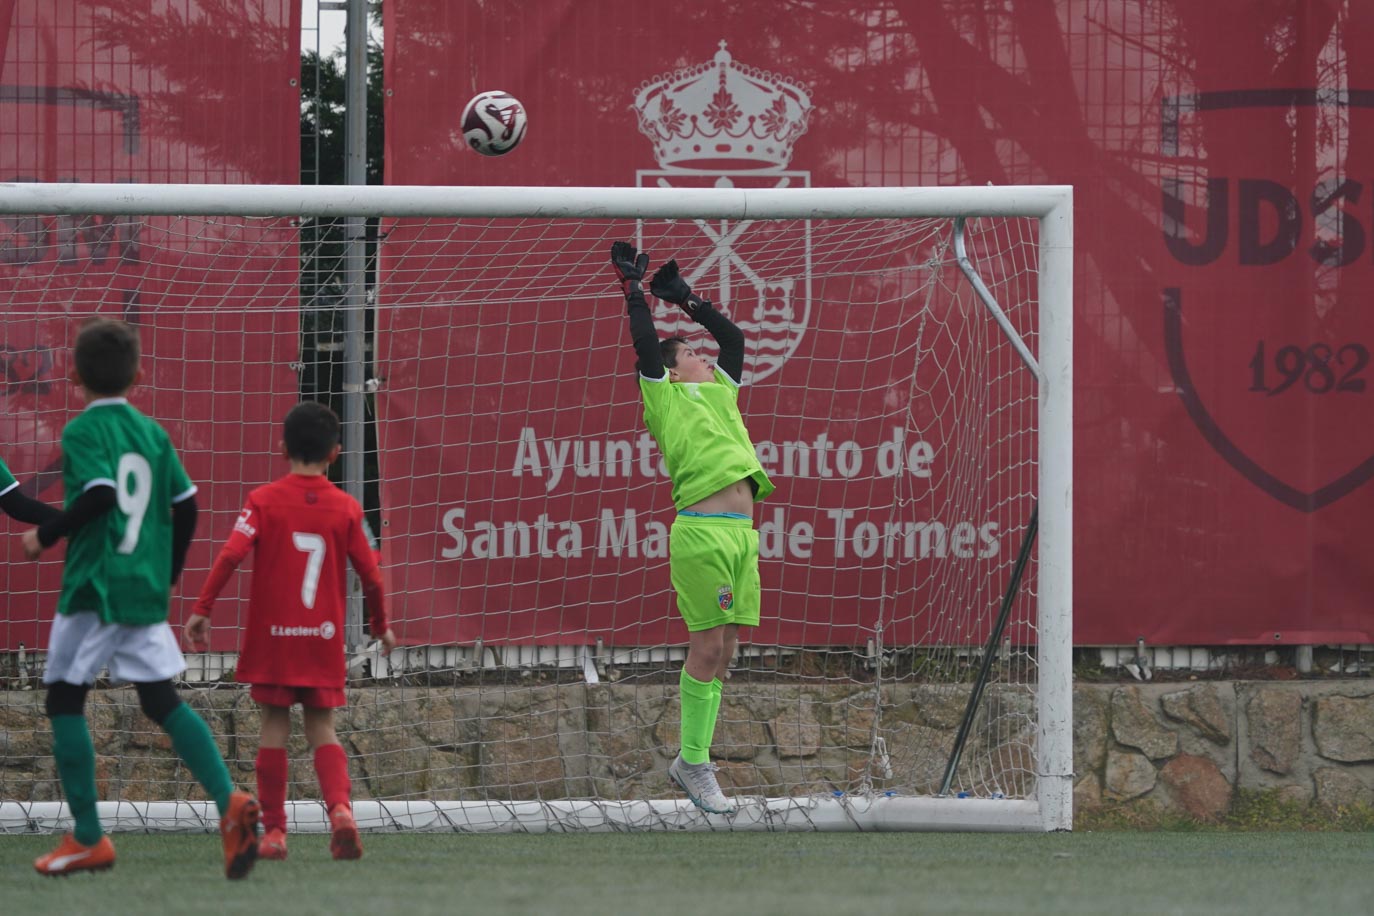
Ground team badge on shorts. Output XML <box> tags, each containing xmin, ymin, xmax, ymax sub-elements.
<box><xmin>717</xmin><ymin>585</ymin><xmax>734</xmax><ymax>611</ymax></box>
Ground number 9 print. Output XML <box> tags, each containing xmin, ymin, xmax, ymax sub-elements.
<box><xmin>116</xmin><ymin>453</ymin><xmax>153</xmax><ymax>554</ymax></box>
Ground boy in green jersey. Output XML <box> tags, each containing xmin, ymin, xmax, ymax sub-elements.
<box><xmin>0</xmin><ymin>456</ymin><xmax>58</xmax><ymax>525</ymax></box>
<box><xmin>609</xmin><ymin>242</ymin><xmax>775</xmax><ymax>815</ymax></box>
<box><xmin>21</xmin><ymin>318</ymin><xmax>261</xmax><ymax>879</ymax></box>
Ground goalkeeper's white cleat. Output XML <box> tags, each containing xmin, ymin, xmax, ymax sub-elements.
<box><xmin>669</xmin><ymin>754</ymin><xmax>736</xmax><ymax>815</ymax></box>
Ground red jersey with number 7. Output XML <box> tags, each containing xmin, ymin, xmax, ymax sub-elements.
<box><xmin>194</xmin><ymin>473</ymin><xmax>388</xmax><ymax>688</ymax></box>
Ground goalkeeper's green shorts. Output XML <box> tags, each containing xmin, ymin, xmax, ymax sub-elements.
<box><xmin>669</xmin><ymin>513</ymin><xmax>761</xmax><ymax>632</ymax></box>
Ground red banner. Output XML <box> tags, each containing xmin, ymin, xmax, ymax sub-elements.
<box><xmin>381</xmin><ymin>0</ymin><xmax>1374</xmax><ymax>647</ymax></box>
<box><xmin>0</xmin><ymin>1</ymin><xmax>301</xmax><ymax>651</ymax></box>
<box><xmin>377</xmin><ymin>214</ymin><xmax>1036</xmax><ymax>647</ymax></box>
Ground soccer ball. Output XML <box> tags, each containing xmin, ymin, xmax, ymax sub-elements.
<box><xmin>460</xmin><ymin>90</ymin><xmax>528</xmax><ymax>157</ymax></box>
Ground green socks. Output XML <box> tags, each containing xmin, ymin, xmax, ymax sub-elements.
<box><xmin>51</xmin><ymin>715</ymin><xmax>102</xmax><ymax>846</ymax></box>
<box><xmin>162</xmin><ymin>703</ymin><xmax>234</xmax><ymax>815</ymax></box>
<box><xmin>707</xmin><ymin>677</ymin><xmax>723</xmax><ymax>746</ymax></box>
<box><xmin>54</xmin><ymin>704</ymin><xmax>234</xmax><ymax>838</ymax></box>
<box><xmin>679</xmin><ymin>670</ymin><xmax>718</xmax><ymax>765</ymax></box>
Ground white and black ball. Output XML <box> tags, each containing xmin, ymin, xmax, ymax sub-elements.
<box><xmin>461</xmin><ymin>90</ymin><xmax>528</xmax><ymax>157</ymax></box>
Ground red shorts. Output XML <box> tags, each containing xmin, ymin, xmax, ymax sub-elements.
<box><xmin>249</xmin><ymin>683</ymin><xmax>346</xmax><ymax>709</ymax></box>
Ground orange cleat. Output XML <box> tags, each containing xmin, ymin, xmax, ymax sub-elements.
<box><xmin>34</xmin><ymin>833</ymin><xmax>116</xmax><ymax>877</ymax></box>
<box><xmin>328</xmin><ymin>805</ymin><xmax>363</xmax><ymax>860</ymax></box>
<box><xmin>258</xmin><ymin>827</ymin><xmax>288</xmax><ymax>861</ymax></box>
<box><xmin>220</xmin><ymin>790</ymin><xmax>261</xmax><ymax>879</ymax></box>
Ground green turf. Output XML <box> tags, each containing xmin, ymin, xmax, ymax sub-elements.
<box><xmin>3</xmin><ymin>831</ymin><xmax>1372</xmax><ymax>915</ymax></box>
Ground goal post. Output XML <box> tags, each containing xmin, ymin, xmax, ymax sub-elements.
<box><xmin>0</xmin><ymin>182</ymin><xmax>1071</xmax><ymax>834</ymax></box>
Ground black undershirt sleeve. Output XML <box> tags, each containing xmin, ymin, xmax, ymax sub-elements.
<box><xmin>692</xmin><ymin>301</ymin><xmax>745</xmax><ymax>384</ymax></box>
<box><xmin>170</xmin><ymin>494</ymin><xmax>198</xmax><ymax>584</ymax></box>
<box><xmin>36</xmin><ymin>485</ymin><xmax>116</xmax><ymax>547</ymax></box>
<box><xmin>626</xmin><ymin>286</ymin><xmax>665</xmax><ymax>378</ymax></box>
<box><xmin>0</xmin><ymin>487</ymin><xmax>60</xmax><ymax>526</ymax></box>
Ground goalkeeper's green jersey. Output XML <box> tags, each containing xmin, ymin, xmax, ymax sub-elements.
<box><xmin>57</xmin><ymin>398</ymin><xmax>197</xmax><ymax>625</ymax></box>
<box><xmin>0</xmin><ymin>456</ymin><xmax>16</xmax><ymax>497</ymax></box>
<box><xmin>639</xmin><ymin>367</ymin><xmax>774</xmax><ymax>511</ymax></box>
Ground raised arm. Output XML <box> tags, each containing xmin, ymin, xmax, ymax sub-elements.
<box><xmin>686</xmin><ymin>300</ymin><xmax>744</xmax><ymax>384</ymax></box>
<box><xmin>650</xmin><ymin>259</ymin><xmax>745</xmax><ymax>384</ymax></box>
<box><xmin>610</xmin><ymin>241</ymin><xmax>665</xmax><ymax>378</ymax></box>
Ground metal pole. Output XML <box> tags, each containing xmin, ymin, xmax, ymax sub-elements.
<box><xmin>342</xmin><ymin>0</ymin><xmax>368</xmax><ymax>650</ymax></box>
<box><xmin>938</xmin><ymin>505</ymin><xmax>1039</xmax><ymax>798</ymax></box>
<box><xmin>1035</xmin><ymin>190</ymin><xmax>1074</xmax><ymax>831</ymax></box>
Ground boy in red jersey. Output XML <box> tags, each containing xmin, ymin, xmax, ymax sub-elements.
<box><xmin>185</xmin><ymin>401</ymin><xmax>395</xmax><ymax>861</ymax></box>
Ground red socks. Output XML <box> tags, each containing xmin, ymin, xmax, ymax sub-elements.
<box><xmin>255</xmin><ymin>747</ymin><xmax>289</xmax><ymax>833</ymax></box>
<box><xmin>313</xmin><ymin>742</ymin><xmax>352</xmax><ymax>813</ymax></box>
<box><xmin>257</xmin><ymin>743</ymin><xmax>353</xmax><ymax>830</ymax></box>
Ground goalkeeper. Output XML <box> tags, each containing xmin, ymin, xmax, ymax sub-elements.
<box><xmin>609</xmin><ymin>241</ymin><xmax>774</xmax><ymax>815</ymax></box>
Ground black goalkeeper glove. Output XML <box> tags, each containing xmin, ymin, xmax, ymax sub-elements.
<box><xmin>649</xmin><ymin>259</ymin><xmax>710</xmax><ymax>319</ymax></box>
<box><xmin>609</xmin><ymin>241</ymin><xmax>650</xmax><ymax>298</ymax></box>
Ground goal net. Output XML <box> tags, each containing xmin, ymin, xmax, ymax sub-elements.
<box><xmin>0</xmin><ymin>184</ymin><xmax>1071</xmax><ymax>834</ymax></box>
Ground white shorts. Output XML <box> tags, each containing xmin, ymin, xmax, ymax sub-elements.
<box><xmin>43</xmin><ymin>611</ymin><xmax>186</xmax><ymax>686</ymax></box>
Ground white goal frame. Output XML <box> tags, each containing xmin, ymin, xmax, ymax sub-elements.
<box><xmin>0</xmin><ymin>182</ymin><xmax>1072</xmax><ymax>833</ymax></box>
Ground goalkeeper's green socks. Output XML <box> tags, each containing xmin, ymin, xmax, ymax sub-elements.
<box><xmin>162</xmin><ymin>703</ymin><xmax>234</xmax><ymax>815</ymax></box>
<box><xmin>707</xmin><ymin>677</ymin><xmax>723</xmax><ymax>747</ymax></box>
<box><xmin>679</xmin><ymin>670</ymin><xmax>716</xmax><ymax>765</ymax></box>
<box><xmin>51</xmin><ymin>715</ymin><xmax>103</xmax><ymax>846</ymax></box>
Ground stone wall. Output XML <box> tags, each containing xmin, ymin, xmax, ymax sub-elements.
<box><xmin>2</xmin><ymin>681</ymin><xmax>1372</xmax><ymax>822</ymax></box>
<box><xmin>1074</xmin><ymin>682</ymin><xmax>1374</xmax><ymax>819</ymax></box>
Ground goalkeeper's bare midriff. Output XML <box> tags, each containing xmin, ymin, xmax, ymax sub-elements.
<box><xmin>682</xmin><ymin>477</ymin><xmax>755</xmax><ymax>516</ymax></box>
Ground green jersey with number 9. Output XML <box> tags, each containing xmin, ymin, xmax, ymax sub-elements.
<box><xmin>57</xmin><ymin>398</ymin><xmax>197</xmax><ymax>625</ymax></box>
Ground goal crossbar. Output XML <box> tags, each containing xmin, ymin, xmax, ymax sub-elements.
<box><xmin>0</xmin><ymin>181</ymin><xmax>1072</xmax><ymax>221</ymax></box>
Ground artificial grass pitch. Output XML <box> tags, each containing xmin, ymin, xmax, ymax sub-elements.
<box><xmin>3</xmin><ymin>830</ymin><xmax>1371</xmax><ymax>915</ymax></box>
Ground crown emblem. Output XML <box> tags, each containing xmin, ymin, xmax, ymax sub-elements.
<box><xmin>633</xmin><ymin>41</ymin><xmax>813</xmax><ymax>171</ymax></box>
